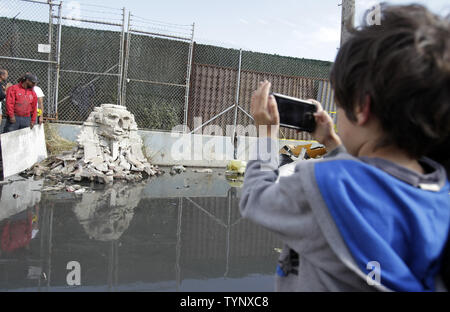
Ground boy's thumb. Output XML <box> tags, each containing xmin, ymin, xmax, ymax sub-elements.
<box><xmin>268</xmin><ymin>96</ymin><xmax>279</xmax><ymax>116</ymax></box>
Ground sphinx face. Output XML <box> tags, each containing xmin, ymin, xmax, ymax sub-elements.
<box><xmin>95</xmin><ymin>106</ymin><xmax>135</xmax><ymax>140</ymax></box>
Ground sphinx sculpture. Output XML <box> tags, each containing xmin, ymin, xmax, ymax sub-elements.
<box><xmin>30</xmin><ymin>104</ymin><xmax>161</xmax><ymax>183</ymax></box>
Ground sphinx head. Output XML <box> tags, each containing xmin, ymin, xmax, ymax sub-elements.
<box><xmin>92</xmin><ymin>104</ymin><xmax>138</xmax><ymax>140</ymax></box>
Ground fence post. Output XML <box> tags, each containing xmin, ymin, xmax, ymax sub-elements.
<box><xmin>121</xmin><ymin>11</ymin><xmax>132</xmax><ymax>108</ymax></box>
<box><xmin>54</xmin><ymin>1</ymin><xmax>63</xmax><ymax>119</ymax></box>
<box><xmin>232</xmin><ymin>49</ymin><xmax>242</xmax><ymax>159</ymax></box>
<box><xmin>340</xmin><ymin>0</ymin><xmax>355</xmax><ymax>47</ymax></box>
<box><xmin>118</xmin><ymin>7</ymin><xmax>126</xmax><ymax>106</ymax></box>
<box><xmin>47</xmin><ymin>0</ymin><xmax>54</xmax><ymax>117</ymax></box>
<box><xmin>183</xmin><ymin>23</ymin><xmax>195</xmax><ymax>133</ymax></box>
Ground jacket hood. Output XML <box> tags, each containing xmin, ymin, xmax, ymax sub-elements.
<box><xmin>315</xmin><ymin>159</ymin><xmax>450</xmax><ymax>291</ymax></box>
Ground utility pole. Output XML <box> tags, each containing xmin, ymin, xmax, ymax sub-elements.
<box><xmin>340</xmin><ymin>0</ymin><xmax>355</xmax><ymax>47</ymax></box>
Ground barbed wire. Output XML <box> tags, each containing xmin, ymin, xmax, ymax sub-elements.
<box><xmin>131</xmin><ymin>14</ymin><xmax>193</xmax><ymax>28</ymax></box>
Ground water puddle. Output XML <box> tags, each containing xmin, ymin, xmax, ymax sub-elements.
<box><xmin>0</xmin><ymin>168</ymin><xmax>280</xmax><ymax>291</ymax></box>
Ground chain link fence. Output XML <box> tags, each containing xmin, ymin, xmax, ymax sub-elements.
<box><xmin>0</xmin><ymin>0</ymin><xmax>57</xmax><ymax>119</ymax></box>
<box><xmin>1</xmin><ymin>0</ymin><xmax>335</xmax><ymax>141</ymax></box>
<box><xmin>123</xmin><ymin>15</ymin><xmax>194</xmax><ymax>131</ymax></box>
<box><xmin>55</xmin><ymin>2</ymin><xmax>125</xmax><ymax>122</ymax></box>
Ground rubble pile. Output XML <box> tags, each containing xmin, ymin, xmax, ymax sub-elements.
<box><xmin>28</xmin><ymin>104</ymin><xmax>163</xmax><ymax>184</ymax></box>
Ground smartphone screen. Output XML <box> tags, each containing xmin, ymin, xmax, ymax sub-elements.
<box><xmin>272</xmin><ymin>93</ymin><xmax>317</xmax><ymax>132</ymax></box>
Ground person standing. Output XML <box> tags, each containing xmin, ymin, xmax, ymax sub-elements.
<box><xmin>15</xmin><ymin>73</ymin><xmax>44</xmax><ymax>125</ymax></box>
<box><xmin>33</xmin><ymin>84</ymin><xmax>44</xmax><ymax>124</ymax></box>
<box><xmin>0</xmin><ymin>69</ymin><xmax>13</xmax><ymax>125</ymax></box>
<box><xmin>3</xmin><ymin>73</ymin><xmax>38</xmax><ymax>133</ymax></box>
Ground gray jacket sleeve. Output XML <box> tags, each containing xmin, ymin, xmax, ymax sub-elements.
<box><xmin>239</xmin><ymin>138</ymin><xmax>332</xmax><ymax>254</ymax></box>
<box><xmin>240</xmin><ymin>140</ymin><xmax>393</xmax><ymax>291</ymax></box>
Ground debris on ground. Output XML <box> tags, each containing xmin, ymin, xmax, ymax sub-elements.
<box><xmin>65</xmin><ymin>185</ymin><xmax>86</xmax><ymax>193</ymax></box>
<box><xmin>226</xmin><ymin>160</ymin><xmax>247</xmax><ymax>175</ymax></box>
<box><xmin>74</xmin><ymin>188</ymin><xmax>86</xmax><ymax>194</ymax></box>
<box><xmin>279</xmin><ymin>143</ymin><xmax>327</xmax><ymax>166</ymax></box>
<box><xmin>25</xmin><ymin>104</ymin><xmax>163</xmax><ymax>184</ymax></box>
<box><xmin>66</xmin><ymin>185</ymin><xmax>76</xmax><ymax>192</ymax></box>
<box><xmin>225</xmin><ymin>160</ymin><xmax>247</xmax><ymax>187</ymax></box>
<box><xmin>41</xmin><ymin>181</ymin><xmax>90</xmax><ymax>194</ymax></box>
<box><xmin>0</xmin><ymin>179</ymin><xmax>13</xmax><ymax>186</ymax></box>
<box><xmin>192</xmin><ymin>168</ymin><xmax>213</xmax><ymax>174</ymax></box>
<box><xmin>225</xmin><ymin>178</ymin><xmax>244</xmax><ymax>188</ymax></box>
<box><xmin>170</xmin><ymin>165</ymin><xmax>186</xmax><ymax>175</ymax></box>
<box><xmin>42</xmin><ymin>182</ymin><xmax>66</xmax><ymax>192</ymax></box>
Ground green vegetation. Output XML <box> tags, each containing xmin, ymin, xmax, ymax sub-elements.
<box><xmin>44</xmin><ymin>123</ymin><xmax>76</xmax><ymax>156</ymax></box>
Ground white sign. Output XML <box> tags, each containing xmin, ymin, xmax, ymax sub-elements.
<box><xmin>0</xmin><ymin>124</ymin><xmax>48</xmax><ymax>178</ymax></box>
<box><xmin>38</xmin><ymin>44</ymin><xmax>51</xmax><ymax>54</ymax></box>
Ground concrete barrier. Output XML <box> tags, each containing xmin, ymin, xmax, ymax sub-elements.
<box><xmin>49</xmin><ymin>123</ymin><xmax>317</xmax><ymax>167</ymax></box>
<box><xmin>0</xmin><ymin>124</ymin><xmax>47</xmax><ymax>178</ymax></box>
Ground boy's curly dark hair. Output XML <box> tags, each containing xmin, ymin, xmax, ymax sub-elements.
<box><xmin>330</xmin><ymin>3</ymin><xmax>450</xmax><ymax>173</ymax></box>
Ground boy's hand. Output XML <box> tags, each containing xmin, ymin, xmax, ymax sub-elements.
<box><xmin>250</xmin><ymin>80</ymin><xmax>280</xmax><ymax>138</ymax></box>
<box><xmin>9</xmin><ymin>116</ymin><xmax>16</xmax><ymax>124</ymax></box>
<box><xmin>309</xmin><ymin>99</ymin><xmax>341</xmax><ymax>151</ymax></box>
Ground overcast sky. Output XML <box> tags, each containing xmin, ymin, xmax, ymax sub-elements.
<box><xmin>3</xmin><ymin>0</ymin><xmax>450</xmax><ymax>62</ymax></box>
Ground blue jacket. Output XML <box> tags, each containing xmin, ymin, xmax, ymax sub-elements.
<box><xmin>240</xmin><ymin>140</ymin><xmax>450</xmax><ymax>291</ymax></box>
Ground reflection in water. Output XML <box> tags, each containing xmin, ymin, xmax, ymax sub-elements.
<box><xmin>0</xmin><ymin>173</ymin><xmax>280</xmax><ymax>291</ymax></box>
<box><xmin>0</xmin><ymin>178</ymin><xmax>43</xmax><ymax>220</ymax></box>
<box><xmin>0</xmin><ymin>206</ymin><xmax>40</xmax><ymax>256</ymax></box>
<box><xmin>73</xmin><ymin>183</ymin><xmax>144</xmax><ymax>241</ymax></box>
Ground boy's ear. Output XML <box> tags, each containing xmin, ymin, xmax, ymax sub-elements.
<box><xmin>355</xmin><ymin>94</ymin><xmax>371</xmax><ymax>126</ymax></box>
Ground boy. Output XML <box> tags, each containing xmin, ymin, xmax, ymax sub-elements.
<box><xmin>240</xmin><ymin>4</ymin><xmax>450</xmax><ymax>291</ymax></box>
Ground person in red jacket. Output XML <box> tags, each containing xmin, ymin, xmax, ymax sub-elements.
<box><xmin>3</xmin><ymin>73</ymin><xmax>38</xmax><ymax>134</ymax></box>
<box><xmin>1</xmin><ymin>210</ymin><xmax>33</xmax><ymax>254</ymax></box>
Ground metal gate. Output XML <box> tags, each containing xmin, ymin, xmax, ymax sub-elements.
<box><xmin>53</xmin><ymin>1</ymin><xmax>126</xmax><ymax>122</ymax></box>
<box><xmin>0</xmin><ymin>0</ymin><xmax>126</xmax><ymax>122</ymax></box>
<box><xmin>1</xmin><ymin>0</ymin><xmax>334</xmax><ymax>141</ymax></box>
<box><xmin>122</xmin><ymin>14</ymin><xmax>194</xmax><ymax>131</ymax></box>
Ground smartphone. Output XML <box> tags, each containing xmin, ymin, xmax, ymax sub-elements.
<box><xmin>271</xmin><ymin>93</ymin><xmax>317</xmax><ymax>133</ymax></box>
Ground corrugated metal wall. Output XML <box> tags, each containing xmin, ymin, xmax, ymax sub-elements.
<box><xmin>188</xmin><ymin>63</ymin><xmax>335</xmax><ymax>141</ymax></box>
<box><xmin>317</xmin><ymin>80</ymin><xmax>337</xmax><ymax>124</ymax></box>
<box><xmin>188</xmin><ymin>63</ymin><xmax>237</xmax><ymax>132</ymax></box>
<box><xmin>238</xmin><ymin>70</ymin><xmax>320</xmax><ymax>141</ymax></box>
